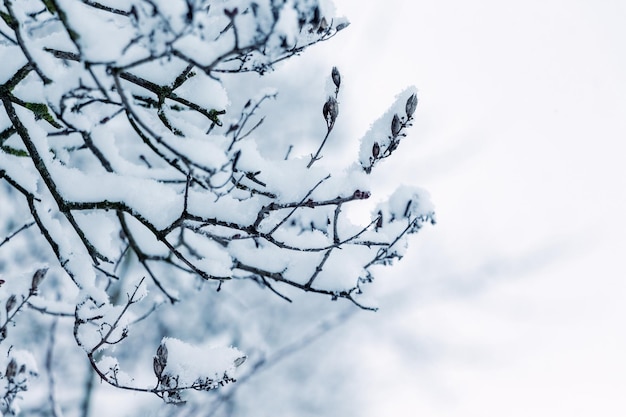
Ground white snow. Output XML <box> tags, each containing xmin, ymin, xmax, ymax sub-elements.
<box><xmin>358</xmin><ymin>86</ymin><xmax>418</xmax><ymax>172</ymax></box>
<box><xmin>160</xmin><ymin>337</ymin><xmax>246</xmax><ymax>387</ymax></box>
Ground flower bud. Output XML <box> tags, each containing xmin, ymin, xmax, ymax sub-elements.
<box><xmin>331</xmin><ymin>66</ymin><xmax>341</xmax><ymax>89</ymax></box>
<box><xmin>406</xmin><ymin>93</ymin><xmax>418</xmax><ymax>118</ymax></box>
<box><xmin>391</xmin><ymin>114</ymin><xmax>401</xmax><ymax>137</ymax></box>
<box><xmin>5</xmin><ymin>295</ymin><xmax>17</xmax><ymax>312</ymax></box>
<box><xmin>5</xmin><ymin>358</ymin><xmax>17</xmax><ymax>380</ymax></box>
<box><xmin>153</xmin><ymin>357</ymin><xmax>163</xmax><ymax>378</ymax></box>
<box><xmin>153</xmin><ymin>343</ymin><xmax>168</xmax><ymax>377</ymax></box>
<box><xmin>322</xmin><ymin>96</ymin><xmax>338</xmax><ymax>129</ymax></box>
<box><xmin>31</xmin><ymin>267</ymin><xmax>48</xmax><ymax>293</ymax></box>
<box><xmin>156</xmin><ymin>343</ymin><xmax>168</xmax><ymax>362</ymax></box>
<box><xmin>372</xmin><ymin>142</ymin><xmax>380</xmax><ymax>158</ymax></box>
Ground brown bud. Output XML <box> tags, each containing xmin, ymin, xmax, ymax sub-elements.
<box><xmin>31</xmin><ymin>267</ymin><xmax>48</xmax><ymax>293</ymax></box>
<box><xmin>5</xmin><ymin>358</ymin><xmax>17</xmax><ymax>380</ymax></box>
<box><xmin>406</xmin><ymin>93</ymin><xmax>418</xmax><ymax>118</ymax></box>
<box><xmin>322</xmin><ymin>96</ymin><xmax>338</xmax><ymax>130</ymax></box>
<box><xmin>154</xmin><ymin>343</ymin><xmax>168</xmax><ymax>377</ymax></box>
<box><xmin>331</xmin><ymin>66</ymin><xmax>341</xmax><ymax>89</ymax></box>
<box><xmin>372</xmin><ymin>142</ymin><xmax>380</xmax><ymax>158</ymax></box>
<box><xmin>391</xmin><ymin>114</ymin><xmax>401</xmax><ymax>137</ymax></box>
<box><xmin>5</xmin><ymin>295</ymin><xmax>17</xmax><ymax>312</ymax></box>
<box><xmin>157</xmin><ymin>343</ymin><xmax>168</xmax><ymax>362</ymax></box>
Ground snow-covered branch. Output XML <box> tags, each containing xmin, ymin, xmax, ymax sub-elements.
<box><xmin>0</xmin><ymin>0</ymin><xmax>434</xmax><ymax>412</ymax></box>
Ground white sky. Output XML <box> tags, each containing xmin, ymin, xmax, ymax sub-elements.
<box><xmin>312</xmin><ymin>1</ymin><xmax>626</xmax><ymax>416</ymax></box>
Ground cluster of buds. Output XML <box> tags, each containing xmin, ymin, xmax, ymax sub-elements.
<box><xmin>323</xmin><ymin>66</ymin><xmax>341</xmax><ymax>131</ymax></box>
<box><xmin>309</xmin><ymin>66</ymin><xmax>343</xmax><ymax>167</ymax></box>
<box><xmin>352</xmin><ymin>189</ymin><xmax>371</xmax><ymax>200</ymax></box>
<box><xmin>153</xmin><ymin>343</ymin><xmax>184</xmax><ymax>404</ymax></box>
<box><xmin>0</xmin><ymin>353</ymin><xmax>36</xmax><ymax>415</ymax></box>
<box><xmin>0</xmin><ymin>269</ymin><xmax>48</xmax><ymax>342</ymax></box>
<box><xmin>367</xmin><ymin>93</ymin><xmax>418</xmax><ymax>173</ymax></box>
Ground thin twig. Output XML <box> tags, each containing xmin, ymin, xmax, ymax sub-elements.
<box><xmin>0</xmin><ymin>221</ymin><xmax>35</xmax><ymax>248</ymax></box>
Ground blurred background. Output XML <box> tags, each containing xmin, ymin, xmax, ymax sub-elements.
<box><xmin>298</xmin><ymin>0</ymin><xmax>626</xmax><ymax>416</ymax></box>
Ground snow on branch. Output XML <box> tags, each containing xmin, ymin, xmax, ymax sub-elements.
<box><xmin>0</xmin><ymin>0</ymin><xmax>433</xmax><ymax>410</ymax></box>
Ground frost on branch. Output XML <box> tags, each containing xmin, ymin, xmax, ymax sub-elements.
<box><xmin>0</xmin><ymin>0</ymin><xmax>433</xmax><ymax>410</ymax></box>
<box><xmin>0</xmin><ymin>349</ymin><xmax>38</xmax><ymax>416</ymax></box>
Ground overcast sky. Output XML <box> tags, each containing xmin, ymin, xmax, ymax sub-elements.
<box><xmin>313</xmin><ymin>1</ymin><xmax>626</xmax><ymax>416</ymax></box>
